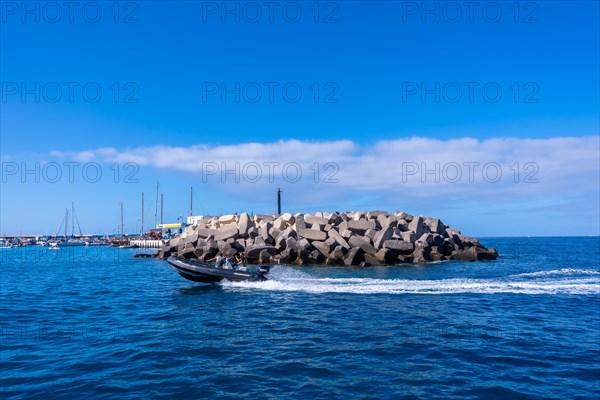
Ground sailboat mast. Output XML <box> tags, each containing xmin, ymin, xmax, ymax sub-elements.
<box><xmin>141</xmin><ymin>192</ymin><xmax>144</xmax><ymax>236</ymax></box>
<box><xmin>71</xmin><ymin>202</ymin><xmax>75</xmax><ymax>237</ymax></box>
<box><xmin>64</xmin><ymin>208</ymin><xmax>68</xmax><ymax>238</ymax></box>
<box><xmin>154</xmin><ymin>182</ymin><xmax>159</xmax><ymax>227</ymax></box>
<box><xmin>120</xmin><ymin>202</ymin><xmax>124</xmax><ymax>236</ymax></box>
<box><xmin>72</xmin><ymin>203</ymin><xmax>82</xmax><ymax>235</ymax></box>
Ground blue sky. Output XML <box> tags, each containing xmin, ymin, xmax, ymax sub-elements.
<box><xmin>1</xmin><ymin>1</ymin><xmax>599</xmax><ymax>236</ymax></box>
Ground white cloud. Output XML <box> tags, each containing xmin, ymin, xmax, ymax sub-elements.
<box><xmin>50</xmin><ymin>136</ymin><xmax>599</xmax><ymax>203</ymax></box>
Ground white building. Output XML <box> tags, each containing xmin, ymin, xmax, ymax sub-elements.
<box><xmin>187</xmin><ymin>215</ymin><xmax>205</xmax><ymax>225</ymax></box>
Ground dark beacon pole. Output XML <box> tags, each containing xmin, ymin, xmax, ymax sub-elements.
<box><xmin>189</xmin><ymin>186</ymin><xmax>193</xmax><ymax>217</ymax></box>
<box><xmin>277</xmin><ymin>188</ymin><xmax>282</xmax><ymax>214</ymax></box>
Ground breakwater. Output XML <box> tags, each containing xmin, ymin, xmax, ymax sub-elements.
<box><xmin>157</xmin><ymin>211</ymin><xmax>498</xmax><ymax>265</ymax></box>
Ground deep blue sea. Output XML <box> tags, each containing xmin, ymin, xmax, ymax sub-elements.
<box><xmin>1</xmin><ymin>237</ymin><xmax>599</xmax><ymax>399</ymax></box>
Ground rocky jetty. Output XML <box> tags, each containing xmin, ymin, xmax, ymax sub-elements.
<box><xmin>157</xmin><ymin>211</ymin><xmax>498</xmax><ymax>266</ymax></box>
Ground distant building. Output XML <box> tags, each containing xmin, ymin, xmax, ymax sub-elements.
<box><xmin>187</xmin><ymin>215</ymin><xmax>205</xmax><ymax>225</ymax></box>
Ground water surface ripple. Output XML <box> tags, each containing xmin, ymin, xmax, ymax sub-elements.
<box><xmin>1</xmin><ymin>237</ymin><xmax>599</xmax><ymax>399</ymax></box>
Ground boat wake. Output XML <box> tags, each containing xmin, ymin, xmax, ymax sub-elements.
<box><xmin>220</xmin><ymin>268</ymin><xmax>600</xmax><ymax>295</ymax></box>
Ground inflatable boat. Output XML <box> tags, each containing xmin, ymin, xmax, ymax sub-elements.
<box><xmin>167</xmin><ymin>256</ymin><xmax>270</xmax><ymax>283</ymax></box>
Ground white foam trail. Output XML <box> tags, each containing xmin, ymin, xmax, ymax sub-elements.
<box><xmin>508</xmin><ymin>269</ymin><xmax>600</xmax><ymax>278</ymax></box>
<box><xmin>221</xmin><ymin>268</ymin><xmax>600</xmax><ymax>295</ymax></box>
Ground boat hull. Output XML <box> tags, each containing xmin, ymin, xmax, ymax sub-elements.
<box><xmin>167</xmin><ymin>256</ymin><xmax>269</xmax><ymax>283</ymax></box>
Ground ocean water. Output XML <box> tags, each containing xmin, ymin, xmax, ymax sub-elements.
<box><xmin>1</xmin><ymin>237</ymin><xmax>599</xmax><ymax>399</ymax></box>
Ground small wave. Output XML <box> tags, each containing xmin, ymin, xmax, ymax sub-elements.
<box><xmin>221</xmin><ymin>268</ymin><xmax>600</xmax><ymax>295</ymax></box>
<box><xmin>508</xmin><ymin>269</ymin><xmax>600</xmax><ymax>279</ymax></box>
